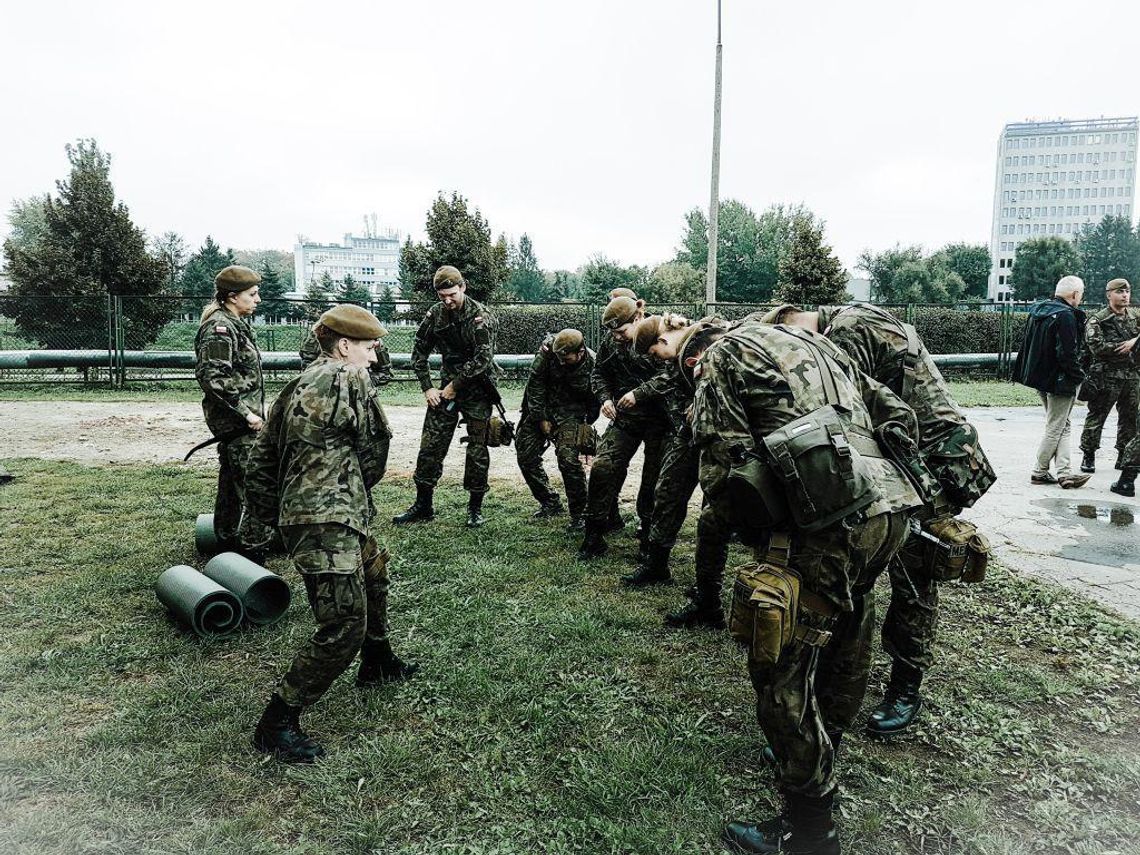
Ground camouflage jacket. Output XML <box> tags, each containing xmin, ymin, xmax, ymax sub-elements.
<box><xmin>590</xmin><ymin>335</ymin><xmax>668</xmax><ymax>428</ymax></box>
<box><xmin>194</xmin><ymin>307</ymin><xmax>264</xmax><ymax>436</ymax></box>
<box><xmin>299</xmin><ymin>325</ymin><xmax>394</xmax><ymax>387</ymax></box>
<box><xmin>691</xmin><ymin>321</ymin><xmax>922</xmax><ymax>521</ymax></box>
<box><xmin>243</xmin><ymin>356</ymin><xmax>390</xmax><ymax>536</ymax></box>
<box><xmin>1084</xmin><ymin>307</ymin><xmax>1140</xmax><ymax>380</ymax></box>
<box><xmin>817</xmin><ymin>304</ymin><xmax>995</xmax><ymax>510</ymax></box>
<box><xmin>411</xmin><ymin>297</ymin><xmax>496</xmax><ymax>399</ymax></box>
<box><xmin>521</xmin><ymin>334</ymin><xmax>598</xmax><ymax>424</ymax></box>
<box><xmin>654</xmin><ymin>363</ymin><xmax>694</xmax><ymax>437</ymax></box>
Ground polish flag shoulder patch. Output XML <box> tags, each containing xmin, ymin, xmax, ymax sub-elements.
<box><xmin>215</xmin><ymin>326</ymin><xmax>228</xmax><ymax>334</ymax></box>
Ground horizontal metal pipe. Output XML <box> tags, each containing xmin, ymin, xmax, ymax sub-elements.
<box><xmin>0</xmin><ymin>350</ymin><xmax>1011</xmax><ymax>370</ymax></box>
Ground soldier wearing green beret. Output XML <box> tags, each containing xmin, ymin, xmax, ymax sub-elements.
<box><xmin>577</xmin><ymin>296</ymin><xmax>670</xmax><ymax>559</ymax></box>
<box><xmin>194</xmin><ymin>265</ymin><xmax>265</xmax><ymax>547</ymax></box>
<box><xmin>1079</xmin><ymin>278</ymin><xmax>1140</xmax><ymax>474</ymax></box>
<box><xmin>243</xmin><ymin>303</ymin><xmax>415</xmax><ymax>764</ymax></box>
<box><xmin>515</xmin><ymin>329</ymin><xmax>599</xmax><ymax>525</ymax></box>
<box><xmin>393</xmin><ymin>266</ymin><xmax>498</xmax><ymax>528</ymax></box>
<box><xmin>771</xmin><ymin>302</ymin><xmax>996</xmax><ymax>737</ymax></box>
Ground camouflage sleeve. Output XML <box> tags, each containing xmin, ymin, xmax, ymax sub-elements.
<box><xmin>527</xmin><ymin>346</ymin><xmax>552</xmax><ymax>421</ymax></box>
<box><xmin>1084</xmin><ymin>317</ymin><xmax>1118</xmax><ymax>362</ymax></box>
<box><xmin>632</xmin><ymin>363</ymin><xmax>675</xmax><ymax>404</ymax></box>
<box><xmin>591</xmin><ymin>338</ymin><xmax>617</xmax><ymax>405</ymax></box>
<box><xmin>243</xmin><ymin>386</ymin><xmax>292</xmax><ymax>526</ymax></box>
<box><xmin>351</xmin><ymin>370</ymin><xmax>389</xmax><ymax>490</ymax></box>
<box><xmin>451</xmin><ymin>313</ymin><xmax>495</xmax><ymax>391</ymax></box>
<box><xmin>195</xmin><ymin>324</ymin><xmax>252</xmax><ymax>419</ymax></box>
<box><xmin>691</xmin><ymin>343</ymin><xmax>755</xmax><ymax>455</ymax></box>
<box><xmin>850</xmin><ymin>367</ymin><xmax>919</xmax><ymax>442</ymax></box>
<box><xmin>299</xmin><ymin>326</ymin><xmax>321</xmax><ymax>370</ymax></box>
<box><xmin>411</xmin><ymin>311</ymin><xmax>436</xmax><ymax>392</ymax></box>
<box><xmin>369</xmin><ymin>339</ymin><xmax>393</xmax><ymax>387</ymax></box>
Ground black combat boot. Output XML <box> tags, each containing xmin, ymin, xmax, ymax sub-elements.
<box><xmin>253</xmin><ymin>694</ymin><xmax>324</xmax><ymax>763</ymax></box>
<box><xmin>1080</xmin><ymin>451</ymin><xmax>1096</xmax><ymax>474</ymax></box>
<box><xmin>1110</xmin><ymin>467</ymin><xmax>1137</xmax><ymax>497</ymax></box>
<box><xmin>621</xmin><ymin>543</ymin><xmax>672</xmax><ymax>587</ymax></box>
<box><xmin>532</xmin><ymin>497</ymin><xmax>564</xmax><ymax>519</ymax></box>
<box><xmin>356</xmin><ymin>638</ymin><xmax>418</xmax><ymax>686</ymax></box>
<box><xmin>576</xmin><ymin>520</ymin><xmax>608</xmax><ymax>560</ymax></box>
<box><xmin>665</xmin><ymin>586</ymin><xmax>725</xmax><ymax>629</ymax></box>
<box><xmin>721</xmin><ymin>791</ymin><xmax>840</xmax><ymax>854</ymax></box>
<box><xmin>392</xmin><ymin>484</ymin><xmax>435</xmax><ymax>524</ymax></box>
<box><xmin>565</xmin><ymin>515</ymin><xmax>586</xmax><ymax>531</ymax></box>
<box><xmin>465</xmin><ymin>492</ymin><xmax>486</xmax><ymax>528</ymax></box>
<box><xmin>866</xmin><ymin>661</ymin><xmax>923</xmax><ymax>737</ymax></box>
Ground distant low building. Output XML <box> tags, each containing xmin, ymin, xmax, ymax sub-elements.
<box><xmin>292</xmin><ymin>229</ymin><xmax>402</xmax><ymax>299</ymax></box>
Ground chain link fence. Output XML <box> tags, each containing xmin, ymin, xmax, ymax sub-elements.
<box><xmin>0</xmin><ymin>295</ymin><xmax>1106</xmax><ymax>385</ymax></box>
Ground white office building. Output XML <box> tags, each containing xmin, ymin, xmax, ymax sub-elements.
<box><xmin>293</xmin><ymin>229</ymin><xmax>403</xmax><ymax>299</ymax></box>
<box><xmin>988</xmin><ymin>117</ymin><xmax>1138</xmax><ymax>301</ymax></box>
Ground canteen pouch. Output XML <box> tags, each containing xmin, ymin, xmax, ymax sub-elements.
<box><xmin>729</xmin><ymin>561</ymin><xmax>801</xmax><ymax>667</ymax></box>
<box><xmin>485</xmin><ymin>415</ymin><xmax>515</xmax><ymax>448</ymax></box>
<box><xmin>916</xmin><ymin>516</ymin><xmax>991</xmax><ymax>582</ymax></box>
<box><xmin>726</xmin><ymin>451</ymin><xmax>791</xmax><ymax>543</ymax></box>
<box><xmin>576</xmin><ymin>423</ymin><xmax>598</xmax><ymax>456</ymax></box>
<box><xmin>761</xmin><ymin>405</ymin><xmax>881</xmax><ymax>532</ymax></box>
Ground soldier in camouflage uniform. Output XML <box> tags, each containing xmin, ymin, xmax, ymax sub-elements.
<box><xmin>625</xmin><ymin>314</ymin><xmax>734</xmax><ymax>628</ymax></box>
<box><xmin>393</xmin><ymin>266</ymin><xmax>497</xmax><ymax>528</ymax></box>
<box><xmin>515</xmin><ymin>329</ymin><xmax>599</xmax><ymax>524</ymax></box>
<box><xmin>1079</xmin><ymin>278</ymin><xmax>1139</xmax><ymax>474</ymax></box>
<box><xmin>242</xmin><ymin>304</ymin><xmax>415</xmax><ymax>764</ymax></box>
<box><xmin>577</xmin><ymin>296</ymin><xmax>669</xmax><ymax>559</ymax></box>
<box><xmin>768</xmin><ymin>302</ymin><xmax>996</xmax><ymax>736</ymax></box>
<box><xmin>690</xmin><ymin>318</ymin><xmax>921</xmax><ymax>854</ymax></box>
<box><xmin>194</xmin><ymin>265</ymin><xmax>265</xmax><ymax>546</ymax></box>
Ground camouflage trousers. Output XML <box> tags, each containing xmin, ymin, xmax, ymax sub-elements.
<box><xmin>1079</xmin><ymin>376</ymin><xmax>1139</xmax><ymax>455</ymax></box>
<box><xmin>748</xmin><ymin>510</ymin><xmax>910</xmax><ymax>799</ymax></box>
<box><xmin>277</xmin><ymin>523</ymin><xmax>390</xmax><ymax>708</ymax></box>
<box><xmin>515</xmin><ymin>416</ymin><xmax>589</xmax><ymax>517</ymax></box>
<box><xmin>584</xmin><ymin>417</ymin><xmax>666</xmax><ymax>528</ymax></box>
<box><xmin>693</xmin><ymin>500</ymin><xmax>732</xmax><ymax>596</ymax></box>
<box><xmin>412</xmin><ymin>397</ymin><xmax>492</xmax><ymax>494</ymax></box>
<box><xmin>881</xmin><ymin>534</ymin><xmax>940</xmax><ymax>673</ymax></box>
<box><xmin>647</xmin><ymin>431</ymin><xmax>700</xmax><ymax>549</ymax></box>
<box><xmin>214</xmin><ymin>432</ymin><xmax>257</xmax><ymax>543</ymax></box>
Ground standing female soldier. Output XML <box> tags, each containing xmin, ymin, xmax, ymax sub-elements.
<box><xmin>194</xmin><ymin>265</ymin><xmax>265</xmax><ymax>547</ymax></box>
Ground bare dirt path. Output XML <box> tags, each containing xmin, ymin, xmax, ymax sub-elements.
<box><xmin>3</xmin><ymin>400</ymin><xmax>1138</xmax><ymax>621</ymax></box>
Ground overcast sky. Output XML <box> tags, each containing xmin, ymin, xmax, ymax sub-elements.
<box><xmin>1</xmin><ymin>0</ymin><xmax>1137</xmax><ymax>273</ymax></box>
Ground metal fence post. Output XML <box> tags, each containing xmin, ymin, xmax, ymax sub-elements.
<box><xmin>105</xmin><ymin>294</ymin><xmax>116</xmax><ymax>384</ymax></box>
<box><xmin>114</xmin><ymin>296</ymin><xmax>126</xmax><ymax>386</ymax></box>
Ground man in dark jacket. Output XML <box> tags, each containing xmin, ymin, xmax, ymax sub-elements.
<box><xmin>1012</xmin><ymin>275</ymin><xmax>1091</xmax><ymax>489</ymax></box>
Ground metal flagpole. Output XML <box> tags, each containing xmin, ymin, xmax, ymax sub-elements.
<box><xmin>705</xmin><ymin>0</ymin><xmax>723</xmax><ymax>308</ymax></box>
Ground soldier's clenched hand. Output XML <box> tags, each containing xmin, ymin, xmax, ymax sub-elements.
<box><xmin>425</xmin><ymin>388</ymin><xmax>443</xmax><ymax>408</ymax></box>
<box><xmin>601</xmin><ymin>399</ymin><xmax>617</xmax><ymax>420</ymax></box>
<box><xmin>617</xmin><ymin>391</ymin><xmax>638</xmax><ymax>411</ymax></box>
<box><xmin>246</xmin><ymin>413</ymin><xmax>265</xmax><ymax>431</ymax></box>
<box><xmin>1115</xmin><ymin>336</ymin><xmax>1138</xmax><ymax>355</ymax></box>
<box><xmin>440</xmin><ymin>382</ymin><xmax>457</xmax><ymax>400</ymax></box>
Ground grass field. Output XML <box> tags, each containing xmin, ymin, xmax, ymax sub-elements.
<box><xmin>0</xmin><ymin>459</ymin><xmax>1137</xmax><ymax>854</ymax></box>
<box><xmin>0</xmin><ymin>379</ymin><xmax>1041</xmax><ymax>409</ymax></box>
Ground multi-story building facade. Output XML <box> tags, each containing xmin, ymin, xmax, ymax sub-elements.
<box><xmin>989</xmin><ymin>117</ymin><xmax>1138</xmax><ymax>301</ymax></box>
<box><xmin>292</xmin><ymin>230</ymin><xmax>402</xmax><ymax>299</ymax></box>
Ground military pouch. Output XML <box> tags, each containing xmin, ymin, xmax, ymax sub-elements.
<box><xmin>726</xmin><ymin>451</ymin><xmax>791</xmax><ymax>543</ymax></box>
<box><xmin>926</xmin><ymin>423</ymin><xmax>997</xmax><ymax>509</ymax></box>
<box><xmin>485</xmin><ymin>415</ymin><xmax>515</xmax><ymax>448</ymax></box>
<box><xmin>913</xmin><ymin>516</ymin><xmax>991</xmax><ymax>582</ymax></box>
<box><xmin>729</xmin><ymin>561</ymin><xmax>801</xmax><ymax>666</ymax></box>
<box><xmin>575</xmin><ymin>423</ymin><xmax>598</xmax><ymax>456</ymax></box>
<box><xmin>761</xmin><ymin>405</ymin><xmax>881</xmax><ymax>532</ymax></box>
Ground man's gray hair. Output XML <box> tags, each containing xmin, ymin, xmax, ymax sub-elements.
<box><xmin>1055</xmin><ymin>276</ymin><xmax>1084</xmax><ymax>298</ymax></box>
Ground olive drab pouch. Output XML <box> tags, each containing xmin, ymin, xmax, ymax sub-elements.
<box><xmin>485</xmin><ymin>415</ymin><xmax>515</xmax><ymax>448</ymax></box>
<box><xmin>729</xmin><ymin>561</ymin><xmax>801</xmax><ymax>666</ymax></box>
<box><xmin>911</xmin><ymin>516</ymin><xmax>991</xmax><ymax>582</ymax></box>
<box><xmin>576</xmin><ymin>423</ymin><xmax>598</xmax><ymax>456</ymax></box>
<box><xmin>726</xmin><ymin>450</ymin><xmax>791</xmax><ymax>542</ymax></box>
<box><xmin>761</xmin><ymin>404</ymin><xmax>881</xmax><ymax>532</ymax></box>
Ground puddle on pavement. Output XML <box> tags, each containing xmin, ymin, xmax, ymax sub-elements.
<box><xmin>1030</xmin><ymin>498</ymin><xmax>1138</xmax><ymax>568</ymax></box>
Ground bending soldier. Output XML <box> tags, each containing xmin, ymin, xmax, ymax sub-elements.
<box><xmin>193</xmin><ymin>265</ymin><xmax>265</xmax><ymax>548</ymax></box>
<box><xmin>1079</xmin><ymin>278</ymin><xmax>1139</xmax><ymax>474</ymax></box>
<box><xmin>515</xmin><ymin>328</ymin><xmax>598</xmax><ymax>526</ymax></box>
<box><xmin>393</xmin><ymin>266</ymin><xmax>497</xmax><ymax>528</ymax></box>
<box><xmin>767</xmin><ymin>302</ymin><xmax>996</xmax><ymax>736</ymax></box>
<box><xmin>242</xmin><ymin>304</ymin><xmax>415</xmax><ymax>764</ymax></box>
<box><xmin>577</xmin><ymin>295</ymin><xmax>669</xmax><ymax>559</ymax></box>
<box><xmin>690</xmin><ymin>318</ymin><xmax>922</xmax><ymax>854</ymax></box>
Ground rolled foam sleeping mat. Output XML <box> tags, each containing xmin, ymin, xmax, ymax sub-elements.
<box><xmin>195</xmin><ymin>513</ymin><xmax>285</xmax><ymax>556</ymax></box>
<box><xmin>202</xmin><ymin>551</ymin><xmax>292</xmax><ymax>626</ymax></box>
<box><xmin>155</xmin><ymin>564</ymin><xmax>245</xmax><ymax>638</ymax></box>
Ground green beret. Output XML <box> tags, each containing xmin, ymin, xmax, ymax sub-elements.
<box><xmin>608</xmin><ymin>287</ymin><xmax>638</xmax><ymax>301</ymax></box>
<box><xmin>318</xmin><ymin>304</ymin><xmax>386</xmax><ymax>340</ymax></box>
<box><xmin>602</xmin><ymin>296</ymin><xmax>641</xmax><ymax>330</ymax></box>
<box><xmin>1106</xmin><ymin>278</ymin><xmax>1131</xmax><ymax>292</ymax></box>
<box><xmin>633</xmin><ymin>316</ymin><xmax>663</xmax><ymax>355</ymax></box>
<box><xmin>433</xmin><ymin>266</ymin><xmax>464</xmax><ymax>290</ymax></box>
<box><xmin>551</xmin><ymin>328</ymin><xmax>585</xmax><ymax>355</ymax></box>
<box><xmin>214</xmin><ymin>265</ymin><xmax>261</xmax><ymax>293</ymax></box>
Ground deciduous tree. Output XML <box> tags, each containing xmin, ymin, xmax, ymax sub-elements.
<box><xmin>1009</xmin><ymin>237</ymin><xmax>1082</xmax><ymax>300</ymax></box>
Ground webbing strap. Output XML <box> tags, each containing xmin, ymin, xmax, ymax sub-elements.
<box><xmin>763</xmin><ymin>531</ymin><xmax>793</xmax><ymax>568</ymax></box>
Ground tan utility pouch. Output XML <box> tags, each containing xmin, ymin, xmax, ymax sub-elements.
<box><xmin>485</xmin><ymin>415</ymin><xmax>515</xmax><ymax>447</ymax></box>
<box><xmin>728</xmin><ymin>534</ymin><xmax>833</xmax><ymax>666</ymax></box>
<box><xmin>575</xmin><ymin>423</ymin><xmax>598</xmax><ymax>456</ymax></box>
<box><xmin>919</xmin><ymin>516</ymin><xmax>991</xmax><ymax>582</ymax></box>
